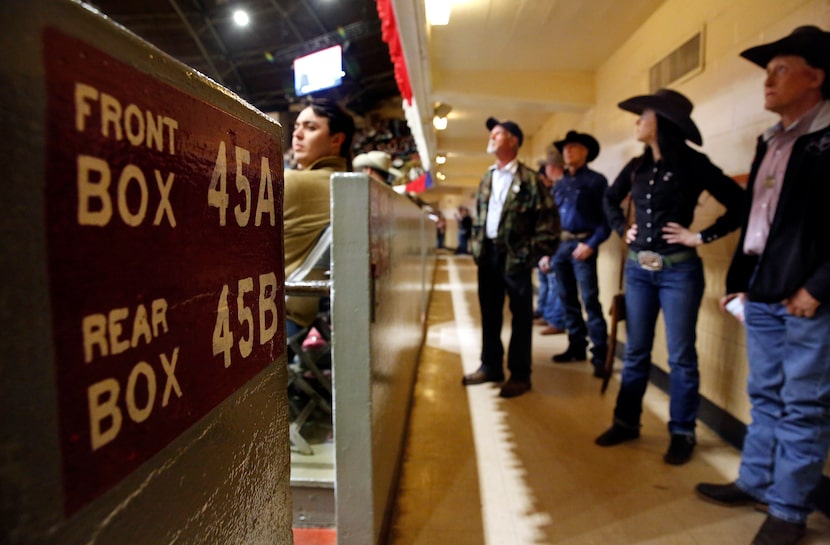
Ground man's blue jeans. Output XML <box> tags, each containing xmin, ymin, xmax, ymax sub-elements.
<box><xmin>536</xmin><ymin>268</ymin><xmax>548</xmax><ymax>312</ymax></box>
<box><xmin>543</xmin><ymin>272</ymin><xmax>565</xmax><ymax>329</ymax></box>
<box><xmin>737</xmin><ymin>301</ymin><xmax>830</xmax><ymax>524</ymax></box>
<box><xmin>537</xmin><ymin>269</ymin><xmax>565</xmax><ymax>328</ymax></box>
<box><xmin>552</xmin><ymin>240</ymin><xmax>607</xmax><ymax>366</ymax></box>
<box><xmin>614</xmin><ymin>257</ymin><xmax>704</xmax><ymax>435</ymax></box>
<box><xmin>456</xmin><ymin>232</ymin><xmax>470</xmax><ymax>254</ymax></box>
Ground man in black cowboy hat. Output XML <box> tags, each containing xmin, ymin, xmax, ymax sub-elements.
<box><xmin>540</xmin><ymin>130</ymin><xmax>610</xmax><ymax>377</ymax></box>
<box><xmin>695</xmin><ymin>25</ymin><xmax>830</xmax><ymax>545</ymax></box>
<box><xmin>462</xmin><ymin>117</ymin><xmax>559</xmax><ymax>398</ymax></box>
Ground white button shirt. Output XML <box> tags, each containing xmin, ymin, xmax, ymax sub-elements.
<box><xmin>485</xmin><ymin>159</ymin><xmax>518</xmax><ymax>239</ymax></box>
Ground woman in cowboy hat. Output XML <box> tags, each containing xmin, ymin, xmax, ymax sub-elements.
<box><xmin>596</xmin><ymin>88</ymin><xmax>745</xmax><ymax>465</ymax></box>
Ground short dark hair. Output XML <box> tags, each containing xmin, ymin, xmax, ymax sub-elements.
<box><xmin>305</xmin><ymin>98</ymin><xmax>356</xmax><ymax>165</ymax></box>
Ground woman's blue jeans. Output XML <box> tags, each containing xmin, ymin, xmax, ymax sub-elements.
<box><xmin>737</xmin><ymin>301</ymin><xmax>830</xmax><ymax>524</ymax></box>
<box><xmin>614</xmin><ymin>257</ymin><xmax>704</xmax><ymax>436</ymax></box>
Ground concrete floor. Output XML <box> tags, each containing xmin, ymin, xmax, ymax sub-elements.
<box><xmin>293</xmin><ymin>254</ymin><xmax>830</xmax><ymax>544</ymax></box>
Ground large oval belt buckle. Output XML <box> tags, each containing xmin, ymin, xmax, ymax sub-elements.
<box><xmin>637</xmin><ymin>250</ymin><xmax>663</xmax><ymax>271</ymax></box>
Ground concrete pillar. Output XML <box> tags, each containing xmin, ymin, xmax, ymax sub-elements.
<box><xmin>0</xmin><ymin>2</ymin><xmax>292</xmax><ymax>543</ymax></box>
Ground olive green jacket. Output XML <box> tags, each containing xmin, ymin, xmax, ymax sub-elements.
<box><xmin>284</xmin><ymin>156</ymin><xmax>347</xmax><ymax>326</ymax></box>
<box><xmin>472</xmin><ymin>161</ymin><xmax>560</xmax><ymax>274</ymax></box>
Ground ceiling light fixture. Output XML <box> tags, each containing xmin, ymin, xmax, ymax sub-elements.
<box><xmin>233</xmin><ymin>9</ymin><xmax>250</xmax><ymax>27</ymax></box>
<box><xmin>432</xmin><ymin>102</ymin><xmax>451</xmax><ymax>131</ymax></box>
<box><xmin>436</xmin><ymin>154</ymin><xmax>447</xmax><ymax>164</ymax></box>
<box><xmin>434</xmin><ymin>102</ymin><xmax>452</xmax><ymax>118</ymax></box>
<box><xmin>425</xmin><ymin>0</ymin><xmax>451</xmax><ymax>26</ymax></box>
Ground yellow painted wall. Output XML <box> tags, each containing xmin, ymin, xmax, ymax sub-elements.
<box><xmin>531</xmin><ymin>0</ymin><xmax>830</xmax><ymax>424</ymax></box>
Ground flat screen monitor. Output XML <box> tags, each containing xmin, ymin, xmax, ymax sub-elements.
<box><xmin>293</xmin><ymin>45</ymin><xmax>344</xmax><ymax>96</ymax></box>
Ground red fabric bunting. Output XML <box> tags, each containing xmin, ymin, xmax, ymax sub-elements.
<box><xmin>375</xmin><ymin>0</ymin><xmax>413</xmax><ymax>104</ymax></box>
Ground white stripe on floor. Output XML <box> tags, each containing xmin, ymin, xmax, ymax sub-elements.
<box><xmin>446</xmin><ymin>257</ymin><xmax>551</xmax><ymax>545</ymax></box>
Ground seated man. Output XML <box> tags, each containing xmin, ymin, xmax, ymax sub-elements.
<box><xmin>284</xmin><ymin>98</ymin><xmax>355</xmax><ymax>338</ymax></box>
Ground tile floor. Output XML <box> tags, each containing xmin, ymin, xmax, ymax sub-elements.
<box><xmin>384</xmin><ymin>255</ymin><xmax>830</xmax><ymax>545</ymax></box>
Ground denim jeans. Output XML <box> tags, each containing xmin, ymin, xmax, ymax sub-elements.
<box><xmin>613</xmin><ymin>257</ymin><xmax>704</xmax><ymax>436</ymax></box>
<box><xmin>543</xmin><ymin>272</ymin><xmax>565</xmax><ymax>329</ymax></box>
<box><xmin>536</xmin><ymin>268</ymin><xmax>549</xmax><ymax>311</ymax></box>
<box><xmin>737</xmin><ymin>301</ymin><xmax>830</xmax><ymax>524</ymax></box>
<box><xmin>286</xmin><ymin>318</ymin><xmax>303</xmax><ymax>339</ymax></box>
<box><xmin>478</xmin><ymin>244</ymin><xmax>533</xmax><ymax>380</ymax></box>
<box><xmin>537</xmin><ymin>269</ymin><xmax>565</xmax><ymax>328</ymax></box>
<box><xmin>456</xmin><ymin>232</ymin><xmax>470</xmax><ymax>254</ymax></box>
<box><xmin>552</xmin><ymin>240</ymin><xmax>607</xmax><ymax>366</ymax></box>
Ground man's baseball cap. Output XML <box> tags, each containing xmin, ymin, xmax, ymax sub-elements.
<box><xmin>486</xmin><ymin>117</ymin><xmax>524</xmax><ymax>147</ymax></box>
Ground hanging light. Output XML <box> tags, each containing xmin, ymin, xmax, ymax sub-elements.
<box><xmin>425</xmin><ymin>0</ymin><xmax>451</xmax><ymax>26</ymax></box>
<box><xmin>433</xmin><ymin>102</ymin><xmax>451</xmax><ymax>131</ymax></box>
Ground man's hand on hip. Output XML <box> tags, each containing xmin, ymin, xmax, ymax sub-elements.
<box><xmin>783</xmin><ymin>287</ymin><xmax>821</xmax><ymax>318</ymax></box>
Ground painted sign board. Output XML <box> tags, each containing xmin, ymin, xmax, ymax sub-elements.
<box><xmin>42</xmin><ymin>28</ymin><xmax>285</xmax><ymax>515</ymax></box>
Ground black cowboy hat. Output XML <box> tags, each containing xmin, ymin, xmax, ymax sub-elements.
<box><xmin>740</xmin><ymin>25</ymin><xmax>830</xmax><ymax>71</ymax></box>
<box><xmin>486</xmin><ymin>117</ymin><xmax>524</xmax><ymax>147</ymax></box>
<box><xmin>618</xmin><ymin>88</ymin><xmax>703</xmax><ymax>145</ymax></box>
<box><xmin>554</xmin><ymin>130</ymin><xmax>600</xmax><ymax>163</ymax></box>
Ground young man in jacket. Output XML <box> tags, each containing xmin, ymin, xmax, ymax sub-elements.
<box><xmin>284</xmin><ymin>98</ymin><xmax>355</xmax><ymax>337</ymax></box>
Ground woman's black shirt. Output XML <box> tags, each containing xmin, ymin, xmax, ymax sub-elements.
<box><xmin>604</xmin><ymin>147</ymin><xmax>745</xmax><ymax>255</ymax></box>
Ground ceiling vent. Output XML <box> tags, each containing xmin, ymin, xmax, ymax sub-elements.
<box><xmin>649</xmin><ymin>28</ymin><xmax>705</xmax><ymax>92</ymax></box>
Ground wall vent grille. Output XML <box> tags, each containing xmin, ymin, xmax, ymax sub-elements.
<box><xmin>649</xmin><ymin>30</ymin><xmax>704</xmax><ymax>92</ymax></box>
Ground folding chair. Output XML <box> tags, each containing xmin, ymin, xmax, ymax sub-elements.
<box><xmin>285</xmin><ymin>225</ymin><xmax>333</xmax><ymax>454</ymax></box>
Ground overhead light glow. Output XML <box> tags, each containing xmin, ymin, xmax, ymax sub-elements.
<box><xmin>436</xmin><ymin>154</ymin><xmax>447</xmax><ymax>164</ymax></box>
<box><xmin>425</xmin><ymin>0</ymin><xmax>451</xmax><ymax>26</ymax></box>
<box><xmin>433</xmin><ymin>116</ymin><xmax>448</xmax><ymax>131</ymax></box>
<box><xmin>233</xmin><ymin>9</ymin><xmax>250</xmax><ymax>27</ymax></box>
